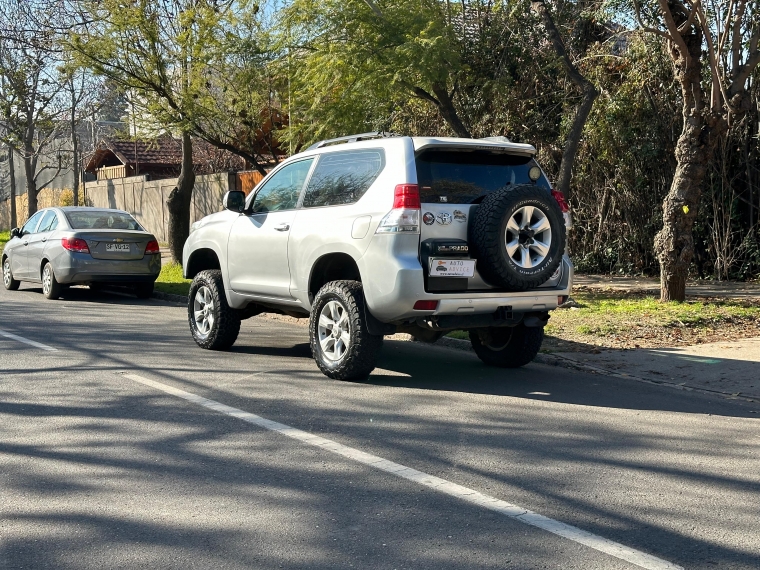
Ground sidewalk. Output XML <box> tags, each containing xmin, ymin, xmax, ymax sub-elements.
<box><xmin>574</xmin><ymin>274</ymin><xmax>760</xmax><ymax>300</ymax></box>
<box><xmin>549</xmin><ymin>337</ymin><xmax>760</xmax><ymax>401</ymax></box>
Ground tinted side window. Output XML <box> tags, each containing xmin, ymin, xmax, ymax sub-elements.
<box><xmin>21</xmin><ymin>211</ymin><xmax>44</xmax><ymax>235</ymax></box>
<box><xmin>416</xmin><ymin>150</ymin><xmax>550</xmax><ymax>204</ymax></box>
<box><xmin>251</xmin><ymin>158</ymin><xmax>314</xmax><ymax>214</ymax></box>
<box><xmin>302</xmin><ymin>150</ymin><xmax>385</xmax><ymax>208</ymax></box>
<box><xmin>38</xmin><ymin>211</ymin><xmax>58</xmax><ymax>232</ymax></box>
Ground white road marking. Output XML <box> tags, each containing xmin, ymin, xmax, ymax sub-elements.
<box><xmin>123</xmin><ymin>372</ymin><xmax>683</xmax><ymax>570</ymax></box>
<box><xmin>0</xmin><ymin>328</ymin><xmax>57</xmax><ymax>351</ymax></box>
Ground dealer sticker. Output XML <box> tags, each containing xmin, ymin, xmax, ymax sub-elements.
<box><xmin>429</xmin><ymin>258</ymin><xmax>476</xmax><ymax>277</ymax></box>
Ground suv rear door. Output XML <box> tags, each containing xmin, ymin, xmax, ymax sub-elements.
<box><xmin>415</xmin><ymin>149</ymin><xmax>551</xmax><ymax>292</ymax></box>
<box><xmin>227</xmin><ymin>158</ymin><xmax>315</xmax><ymax>299</ymax></box>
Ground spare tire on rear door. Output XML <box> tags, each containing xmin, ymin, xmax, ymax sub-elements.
<box><xmin>469</xmin><ymin>184</ymin><xmax>565</xmax><ymax>291</ymax></box>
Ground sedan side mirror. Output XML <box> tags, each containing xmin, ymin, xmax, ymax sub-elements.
<box><xmin>10</xmin><ymin>227</ymin><xmax>20</xmax><ymax>239</ymax></box>
<box><xmin>223</xmin><ymin>190</ymin><xmax>246</xmax><ymax>213</ymax></box>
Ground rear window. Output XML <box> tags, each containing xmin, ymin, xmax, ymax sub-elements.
<box><xmin>302</xmin><ymin>149</ymin><xmax>385</xmax><ymax>208</ymax></box>
<box><xmin>415</xmin><ymin>150</ymin><xmax>549</xmax><ymax>204</ymax></box>
<box><xmin>65</xmin><ymin>211</ymin><xmax>143</xmax><ymax>231</ymax></box>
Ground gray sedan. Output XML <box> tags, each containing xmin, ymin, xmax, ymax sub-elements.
<box><xmin>2</xmin><ymin>207</ymin><xmax>161</xmax><ymax>300</ymax></box>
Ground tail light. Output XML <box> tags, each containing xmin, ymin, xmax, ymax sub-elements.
<box><xmin>392</xmin><ymin>184</ymin><xmax>421</xmax><ymax>209</ymax></box>
<box><xmin>551</xmin><ymin>188</ymin><xmax>570</xmax><ymax>213</ymax></box>
<box><xmin>413</xmin><ymin>300</ymin><xmax>439</xmax><ymax>311</ymax></box>
<box><xmin>61</xmin><ymin>237</ymin><xmax>90</xmax><ymax>254</ymax></box>
<box><xmin>144</xmin><ymin>240</ymin><xmax>160</xmax><ymax>254</ymax></box>
<box><xmin>376</xmin><ymin>184</ymin><xmax>420</xmax><ymax>234</ymax></box>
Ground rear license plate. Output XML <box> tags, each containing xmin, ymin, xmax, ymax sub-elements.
<box><xmin>106</xmin><ymin>243</ymin><xmax>131</xmax><ymax>252</ymax></box>
<box><xmin>429</xmin><ymin>258</ymin><xmax>476</xmax><ymax>277</ymax></box>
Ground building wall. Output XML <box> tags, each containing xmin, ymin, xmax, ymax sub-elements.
<box><xmin>83</xmin><ymin>172</ymin><xmax>234</xmax><ymax>242</ymax></box>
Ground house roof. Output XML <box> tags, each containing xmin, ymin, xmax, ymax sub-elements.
<box><xmin>84</xmin><ymin>133</ymin><xmax>283</xmax><ymax>176</ymax></box>
<box><xmin>84</xmin><ymin>136</ymin><xmax>185</xmax><ymax>173</ymax></box>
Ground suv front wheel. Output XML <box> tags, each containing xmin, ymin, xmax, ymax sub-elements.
<box><xmin>470</xmin><ymin>324</ymin><xmax>543</xmax><ymax>368</ymax></box>
<box><xmin>309</xmin><ymin>280</ymin><xmax>383</xmax><ymax>380</ymax></box>
<box><xmin>188</xmin><ymin>270</ymin><xmax>241</xmax><ymax>350</ymax></box>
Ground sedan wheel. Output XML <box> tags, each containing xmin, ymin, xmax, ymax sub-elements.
<box><xmin>42</xmin><ymin>262</ymin><xmax>62</xmax><ymax>300</ymax></box>
<box><xmin>3</xmin><ymin>258</ymin><xmax>20</xmax><ymax>291</ymax></box>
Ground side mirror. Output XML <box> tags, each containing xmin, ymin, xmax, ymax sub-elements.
<box><xmin>223</xmin><ymin>190</ymin><xmax>246</xmax><ymax>213</ymax></box>
<box><xmin>10</xmin><ymin>227</ymin><xmax>20</xmax><ymax>239</ymax></box>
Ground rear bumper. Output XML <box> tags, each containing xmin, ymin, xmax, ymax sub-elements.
<box><xmin>54</xmin><ymin>252</ymin><xmax>161</xmax><ymax>284</ymax></box>
<box><xmin>361</xmin><ymin>250</ymin><xmax>573</xmax><ymax>323</ymax></box>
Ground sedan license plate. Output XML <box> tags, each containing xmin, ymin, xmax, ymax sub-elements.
<box><xmin>106</xmin><ymin>243</ymin><xmax>131</xmax><ymax>252</ymax></box>
<box><xmin>429</xmin><ymin>258</ymin><xmax>476</xmax><ymax>277</ymax></box>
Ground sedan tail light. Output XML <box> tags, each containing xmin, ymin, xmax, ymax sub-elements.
<box><xmin>144</xmin><ymin>240</ymin><xmax>160</xmax><ymax>254</ymax></box>
<box><xmin>61</xmin><ymin>237</ymin><xmax>90</xmax><ymax>254</ymax></box>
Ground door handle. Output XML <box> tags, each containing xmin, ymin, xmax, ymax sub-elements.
<box><xmin>41</xmin><ymin>238</ymin><xmax>47</xmax><ymax>242</ymax></box>
<box><xmin>274</xmin><ymin>223</ymin><xmax>290</xmax><ymax>232</ymax></box>
<box><xmin>23</xmin><ymin>241</ymin><xmax>28</xmax><ymax>246</ymax></box>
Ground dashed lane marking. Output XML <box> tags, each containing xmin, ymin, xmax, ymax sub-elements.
<box><xmin>0</xmin><ymin>328</ymin><xmax>57</xmax><ymax>351</ymax></box>
<box><xmin>123</xmin><ymin>372</ymin><xmax>683</xmax><ymax>570</ymax></box>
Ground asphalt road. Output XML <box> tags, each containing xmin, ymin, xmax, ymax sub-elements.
<box><xmin>1</xmin><ymin>284</ymin><xmax>758</xmax><ymax>570</ymax></box>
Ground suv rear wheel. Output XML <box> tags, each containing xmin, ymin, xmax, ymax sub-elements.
<box><xmin>188</xmin><ymin>270</ymin><xmax>241</xmax><ymax>350</ymax></box>
<box><xmin>469</xmin><ymin>324</ymin><xmax>543</xmax><ymax>368</ymax></box>
<box><xmin>309</xmin><ymin>280</ymin><xmax>383</xmax><ymax>380</ymax></box>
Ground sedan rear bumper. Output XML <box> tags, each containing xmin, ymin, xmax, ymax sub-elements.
<box><xmin>54</xmin><ymin>252</ymin><xmax>161</xmax><ymax>284</ymax></box>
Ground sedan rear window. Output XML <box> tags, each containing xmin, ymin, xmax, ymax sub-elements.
<box><xmin>416</xmin><ymin>150</ymin><xmax>550</xmax><ymax>204</ymax></box>
<box><xmin>65</xmin><ymin>211</ymin><xmax>143</xmax><ymax>231</ymax></box>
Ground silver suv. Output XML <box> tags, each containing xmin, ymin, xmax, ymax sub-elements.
<box><xmin>183</xmin><ymin>133</ymin><xmax>573</xmax><ymax>380</ymax></box>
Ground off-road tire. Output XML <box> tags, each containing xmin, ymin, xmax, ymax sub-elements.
<box><xmin>469</xmin><ymin>324</ymin><xmax>544</xmax><ymax>368</ymax></box>
<box><xmin>134</xmin><ymin>282</ymin><xmax>154</xmax><ymax>299</ymax></box>
<box><xmin>469</xmin><ymin>184</ymin><xmax>565</xmax><ymax>291</ymax></box>
<box><xmin>310</xmin><ymin>280</ymin><xmax>383</xmax><ymax>380</ymax></box>
<box><xmin>2</xmin><ymin>257</ymin><xmax>20</xmax><ymax>290</ymax></box>
<box><xmin>188</xmin><ymin>269</ymin><xmax>241</xmax><ymax>350</ymax></box>
<box><xmin>42</xmin><ymin>262</ymin><xmax>62</xmax><ymax>300</ymax></box>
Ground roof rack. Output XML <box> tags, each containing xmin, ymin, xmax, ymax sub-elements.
<box><xmin>306</xmin><ymin>132</ymin><xmax>402</xmax><ymax>151</ymax></box>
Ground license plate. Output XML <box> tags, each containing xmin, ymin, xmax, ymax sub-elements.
<box><xmin>429</xmin><ymin>258</ymin><xmax>476</xmax><ymax>277</ymax></box>
<box><xmin>106</xmin><ymin>243</ymin><xmax>131</xmax><ymax>252</ymax></box>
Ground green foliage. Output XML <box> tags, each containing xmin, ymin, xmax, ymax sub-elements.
<box><xmin>69</xmin><ymin>0</ymin><xmax>276</xmax><ymax>165</ymax></box>
<box><xmin>278</xmin><ymin>0</ymin><xmax>467</xmax><ymax>145</ymax></box>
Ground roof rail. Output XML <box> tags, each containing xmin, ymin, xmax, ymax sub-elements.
<box><xmin>306</xmin><ymin>132</ymin><xmax>402</xmax><ymax>151</ymax></box>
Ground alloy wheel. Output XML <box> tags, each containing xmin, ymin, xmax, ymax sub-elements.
<box><xmin>318</xmin><ymin>300</ymin><xmax>351</xmax><ymax>361</ymax></box>
<box><xmin>193</xmin><ymin>285</ymin><xmax>215</xmax><ymax>339</ymax></box>
<box><xmin>42</xmin><ymin>265</ymin><xmax>52</xmax><ymax>296</ymax></box>
<box><xmin>505</xmin><ymin>205</ymin><xmax>552</xmax><ymax>269</ymax></box>
<box><xmin>3</xmin><ymin>260</ymin><xmax>11</xmax><ymax>288</ymax></box>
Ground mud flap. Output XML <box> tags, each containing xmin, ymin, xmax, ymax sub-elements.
<box><xmin>363</xmin><ymin>303</ymin><xmax>396</xmax><ymax>336</ymax></box>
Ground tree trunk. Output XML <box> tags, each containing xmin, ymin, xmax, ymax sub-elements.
<box><xmin>7</xmin><ymin>145</ymin><xmax>17</xmax><ymax>228</ymax></box>
<box><xmin>72</xmin><ymin>120</ymin><xmax>79</xmax><ymax>208</ymax></box>
<box><xmin>531</xmin><ymin>0</ymin><xmax>598</xmax><ymax>200</ymax></box>
<box><xmin>653</xmin><ymin>18</ymin><xmax>724</xmax><ymax>302</ymax></box>
<box><xmin>23</xmin><ymin>150</ymin><xmax>37</xmax><ymax>218</ymax></box>
<box><xmin>431</xmin><ymin>84</ymin><xmax>472</xmax><ymax>138</ymax></box>
<box><xmin>166</xmin><ymin>131</ymin><xmax>195</xmax><ymax>262</ymax></box>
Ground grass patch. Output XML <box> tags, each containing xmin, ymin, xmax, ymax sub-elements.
<box><xmin>544</xmin><ymin>290</ymin><xmax>760</xmax><ymax>350</ymax></box>
<box><xmin>154</xmin><ymin>262</ymin><xmax>191</xmax><ymax>296</ymax></box>
<box><xmin>0</xmin><ymin>230</ymin><xmax>9</xmax><ymax>252</ymax></box>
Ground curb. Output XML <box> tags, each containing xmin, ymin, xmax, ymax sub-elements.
<box><xmin>152</xmin><ymin>291</ymin><xmax>188</xmax><ymax>304</ymax></box>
